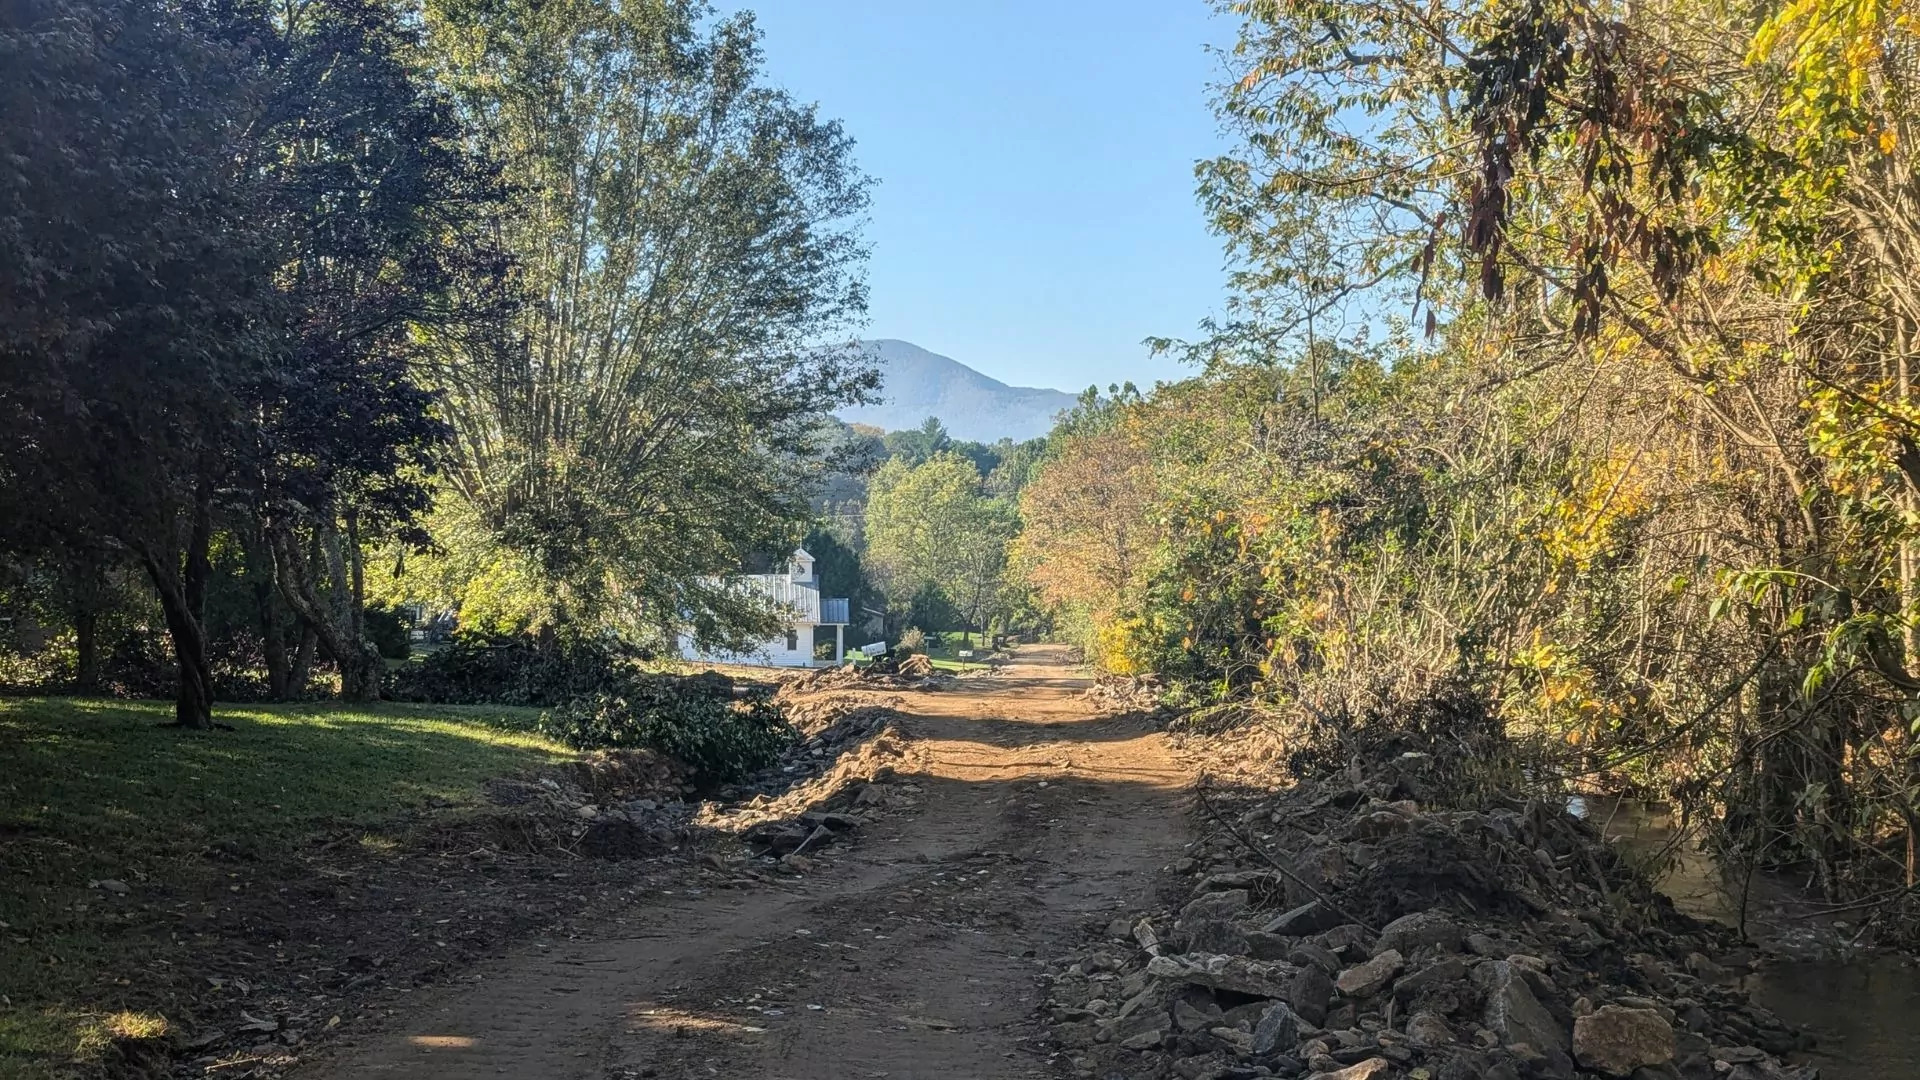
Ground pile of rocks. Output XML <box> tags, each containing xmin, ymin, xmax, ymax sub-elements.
<box><xmin>1044</xmin><ymin>744</ymin><xmax>1817</xmax><ymax>1080</ymax></box>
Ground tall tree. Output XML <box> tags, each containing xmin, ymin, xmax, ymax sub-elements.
<box><xmin>420</xmin><ymin>0</ymin><xmax>876</xmax><ymax>645</ymax></box>
<box><xmin>1</xmin><ymin>0</ymin><xmax>268</xmax><ymax>727</ymax></box>
<box><xmin>864</xmin><ymin>453</ymin><xmax>1017</xmax><ymax>640</ymax></box>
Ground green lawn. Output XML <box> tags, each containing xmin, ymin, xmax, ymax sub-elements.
<box><xmin>0</xmin><ymin>697</ymin><xmax>570</xmax><ymax>1076</ymax></box>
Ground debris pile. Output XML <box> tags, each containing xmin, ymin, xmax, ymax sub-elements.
<box><xmin>1044</xmin><ymin>713</ymin><xmax>1818</xmax><ymax>1080</ymax></box>
<box><xmin>788</xmin><ymin>649</ymin><xmax>949</xmax><ymax>690</ymax></box>
<box><xmin>481</xmin><ymin>748</ymin><xmax>697</xmax><ymax>859</ymax></box>
<box><xmin>699</xmin><ymin>692</ymin><xmax>916</xmax><ymax>864</ymax></box>
<box><xmin>1081</xmin><ymin>673</ymin><xmax>1168</xmax><ymax>713</ymax></box>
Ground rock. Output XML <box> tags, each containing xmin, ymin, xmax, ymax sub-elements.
<box><xmin>1334</xmin><ymin>949</ymin><xmax>1403</xmax><ymax>998</ymax></box>
<box><xmin>1392</xmin><ymin>957</ymin><xmax>1468</xmax><ymax>1003</ymax></box>
<box><xmin>1172</xmin><ymin>997</ymin><xmax>1220</xmax><ymax>1033</ymax></box>
<box><xmin>1709</xmin><ymin>1046</ymin><xmax>1767</xmax><ymax>1065</ymax></box>
<box><xmin>1305</xmin><ymin>1057</ymin><xmax>1392</xmax><ymax>1080</ymax></box>
<box><xmin>1185</xmin><ymin>919</ymin><xmax>1251</xmax><ymax>956</ymax></box>
<box><xmin>1376</xmin><ymin>909</ymin><xmax>1462</xmax><ymax>954</ymax></box>
<box><xmin>1405</xmin><ymin>1010</ymin><xmax>1454</xmax><ymax>1046</ymax></box>
<box><xmin>91</xmin><ymin>879</ymin><xmax>131</xmax><ymax>895</ymax></box>
<box><xmin>1685</xmin><ymin>952</ymin><xmax>1730</xmax><ymax>982</ymax></box>
<box><xmin>1319</xmin><ymin>924</ymin><xmax>1373</xmax><ymax>956</ymax></box>
<box><xmin>1195</xmin><ymin>870</ymin><xmax>1287</xmax><ymax>898</ymax></box>
<box><xmin>1286</xmin><ymin>940</ymin><xmax>1342</xmax><ymax>975</ymax></box>
<box><xmin>1245</xmin><ymin>931</ymin><xmax>1295</xmax><ymax>961</ymax></box>
<box><xmin>1210</xmin><ymin>1025</ymin><xmax>1255</xmax><ymax>1054</ymax></box>
<box><xmin>1574</xmin><ymin>1005</ymin><xmax>1676</xmax><ymax>1077</ymax></box>
<box><xmin>1104</xmin><ymin>916</ymin><xmax>1133</xmax><ymax>941</ymax></box>
<box><xmin>1180</xmin><ymin>889</ymin><xmax>1251</xmax><ymax>924</ymax></box>
<box><xmin>1120</xmin><ymin>1028</ymin><xmax>1165</xmax><ymax>1051</ymax></box>
<box><xmin>1286</xmin><ymin>963</ymin><xmax>1336</xmax><ymax>1025</ymax></box>
<box><xmin>1265</xmin><ymin>900</ymin><xmax>1345</xmax><ymax>936</ymax></box>
<box><xmin>1474</xmin><ymin>960</ymin><xmax>1572</xmax><ymax>1078</ymax></box>
<box><xmin>1251</xmin><ymin>1002</ymin><xmax>1302</xmax><ymax>1055</ymax></box>
<box><xmin>1344</xmin><ymin>811</ymin><xmax>1413</xmax><ymax>840</ymax></box>
<box><xmin>1147</xmin><ymin>953</ymin><xmax>1300</xmax><ymax>998</ymax></box>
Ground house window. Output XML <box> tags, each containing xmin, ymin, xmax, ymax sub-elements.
<box><xmin>785</xmin><ymin>629</ymin><xmax>798</xmax><ymax>651</ymax></box>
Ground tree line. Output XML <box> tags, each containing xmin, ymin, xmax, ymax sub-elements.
<box><xmin>1011</xmin><ymin>0</ymin><xmax>1920</xmax><ymax>923</ymax></box>
<box><xmin>0</xmin><ymin>0</ymin><xmax>872</xmax><ymax>726</ymax></box>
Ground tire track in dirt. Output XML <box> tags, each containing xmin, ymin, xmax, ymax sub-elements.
<box><xmin>296</xmin><ymin>645</ymin><xmax>1189</xmax><ymax>1080</ymax></box>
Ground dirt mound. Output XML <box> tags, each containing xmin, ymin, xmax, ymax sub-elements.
<box><xmin>1045</xmin><ymin>702</ymin><xmax>1817</xmax><ymax>1080</ymax></box>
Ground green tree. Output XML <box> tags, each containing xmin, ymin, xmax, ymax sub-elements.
<box><xmin>0</xmin><ymin>0</ymin><xmax>269</xmax><ymax>726</ymax></box>
<box><xmin>419</xmin><ymin>0</ymin><xmax>876</xmax><ymax>648</ymax></box>
<box><xmin>864</xmin><ymin>453</ymin><xmax>1017</xmax><ymax>642</ymax></box>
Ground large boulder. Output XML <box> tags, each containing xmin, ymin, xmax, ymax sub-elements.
<box><xmin>1573</xmin><ymin>1005</ymin><xmax>1677</xmax><ymax>1077</ymax></box>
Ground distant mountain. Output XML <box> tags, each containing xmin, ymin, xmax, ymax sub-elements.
<box><xmin>835</xmin><ymin>339</ymin><xmax>1079</xmax><ymax>443</ymax></box>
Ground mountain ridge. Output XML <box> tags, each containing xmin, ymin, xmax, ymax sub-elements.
<box><xmin>834</xmin><ymin>339</ymin><xmax>1079</xmax><ymax>443</ymax></box>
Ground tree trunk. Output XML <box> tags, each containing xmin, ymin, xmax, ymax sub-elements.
<box><xmin>137</xmin><ymin>484</ymin><xmax>215</xmax><ymax>729</ymax></box>
<box><xmin>290</xmin><ymin>617</ymin><xmax>317</xmax><ymax>699</ymax></box>
<box><xmin>269</xmin><ymin>518</ymin><xmax>381</xmax><ymax>702</ymax></box>
<box><xmin>244</xmin><ymin>520</ymin><xmax>292</xmax><ymax>700</ymax></box>
<box><xmin>73</xmin><ymin>608</ymin><xmax>100</xmax><ymax>694</ymax></box>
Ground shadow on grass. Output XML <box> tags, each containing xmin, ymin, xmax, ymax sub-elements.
<box><xmin>0</xmin><ymin>697</ymin><xmax>572</xmax><ymax>1079</ymax></box>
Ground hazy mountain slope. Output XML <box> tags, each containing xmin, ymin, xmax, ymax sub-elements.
<box><xmin>836</xmin><ymin>339</ymin><xmax>1078</xmax><ymax>442</ymax></box>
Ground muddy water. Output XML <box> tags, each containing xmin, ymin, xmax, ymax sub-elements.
<box><xmin>1570</xmin><ymin>797</ymin><xmax>1920</xmax><ymax>1079</ymax></box>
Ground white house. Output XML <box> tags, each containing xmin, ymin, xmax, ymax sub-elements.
<box><xmin>678</xmin><ymin>548</ymin><xmax>853</xmax><ymax>668</ymax></box>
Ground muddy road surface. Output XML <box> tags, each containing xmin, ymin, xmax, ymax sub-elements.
<box><xmin>298</xmin><ymin>645</ymin><xmax>1189</xmax><ymax>1080</ymax></box>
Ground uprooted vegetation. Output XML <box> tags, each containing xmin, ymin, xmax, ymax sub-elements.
<box><xmin>1045</xmin><ymin>691</ymin><xmax>1817</xmax><ymax>1080</ymax></box>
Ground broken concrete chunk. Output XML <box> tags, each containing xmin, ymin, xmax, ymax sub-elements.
<box><xmin>1304</xmin><ymin>1057</ymin><xmax>1392</xmax><ymax>1080</ymax></box>
<box><xmin>1573</xmin><ymin>1005</ymin><xmax>1677</xmax><ymax>1077</ymax></box>
<box><xmin>1145</xmin><ymin>952</ymin><xmax>1300</xmax><ymax>999</ymax></box>
<box><xmin>1334</xmin><ymin>948</ymin><xmax>1403</xmax><ymax>998</ymax></box>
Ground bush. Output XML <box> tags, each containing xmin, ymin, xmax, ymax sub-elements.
<box><xmin>364</xmin><ymin>604</ymin><xmax>412</xmax><ymax>660</ymax></box>
<box><xmin>537</xmin><ymin>674</ymin><xmax>790</xmax><ymax>785</ymax></box>
<box><xmin>898</xmin><ymin>626</ymin><xmax>926</xmax><ymax>654</ymax></box>
<box><xmin>385</xmin><ymin>633</ymin><xmax>642</xmax><ymax>706</ymax></box>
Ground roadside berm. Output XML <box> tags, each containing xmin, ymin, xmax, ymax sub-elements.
<box><xmin>1044</xmin><ymin>687</ymin><xmax>1818</xmax><ymax>1080</ymax></box>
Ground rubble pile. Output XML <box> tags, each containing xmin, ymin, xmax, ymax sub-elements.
<box><xmin>787</xmin><ymin>649</ymin><xmax>949</xmax><ymax>690</ymax></box>
<box><xmin>479</xmin><ymin>690</ymin><xmax>918</xmax><ymax>864</ymax></box>
<box><xmin>1081</xmin><ymin>673</ymin><xmax>1169</xmax><ymax>714</ymax></box>
<box><xmin>1044</xmin><ymin>722</ymin><xmax>1818</xmax><ymax>1080</ymax></box>
<box><xmin>699</xmin><ymin>692</ymin><xmax>916</xmax><ymax>862</ymax></box>
<box><xmin>481</xmin><ymin>748</ymin><xmax>699</xmax><ymax>859</ymax></box>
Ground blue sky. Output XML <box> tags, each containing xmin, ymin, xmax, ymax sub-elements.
<box><xmin>727</xmin><ymin>1</ymin><xmax>1237</xmax><ymax>394</ymax></box>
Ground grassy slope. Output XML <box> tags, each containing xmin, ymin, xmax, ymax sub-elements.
<box><xmin>0</xmin><ymin>698</ymin><xmax>569</xmax><ymax>1076</ymax></box>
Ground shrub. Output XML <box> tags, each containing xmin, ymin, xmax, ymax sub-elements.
<box><xmin>385</xmin><ymin>633</ymin><xmax>642</xmax><ymax>706</ymax></box>
<box><xmin>537</xmin><ymin>675</ymin><xmax>790</xmax><ymax>785</ymax></box>
<box><xmin>363</xmin><ymin>604</ymin><xmax>412</xmax><ymax>660</ymax></box>
<box><xmin>898</xmin><ymin>626</ymin><xmax>926</xmax><ymax>654</ymax></box>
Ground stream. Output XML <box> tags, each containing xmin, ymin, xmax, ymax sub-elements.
<box><xmin>1570</xmin><ymin>796</ymin><xmax>1920</xmax><ymax>1079</ymax></box>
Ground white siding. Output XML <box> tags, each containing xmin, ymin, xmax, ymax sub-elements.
<box><xmin>679</xmin><ymin>624</ymin><xmax>816</xmax><ymax>668</ymax></box>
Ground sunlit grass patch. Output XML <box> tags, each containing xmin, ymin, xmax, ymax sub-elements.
<box><xmin>0</xmin><ymin>696</ymin><xmax>575</xmax><ymax>1078</ymax></box>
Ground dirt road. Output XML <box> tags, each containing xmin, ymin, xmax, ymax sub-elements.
<box><xmin>300</xmin><ymin>645</ymin><xmax>1190</xmax><ymax>1080</ymax></box>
